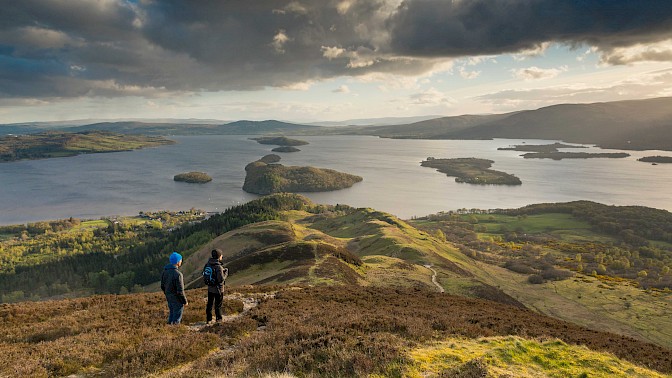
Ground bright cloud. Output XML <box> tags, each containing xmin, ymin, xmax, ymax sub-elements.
<box><xmin>512</xmin><ymin>66</ymin><xmax>568</xmax><ymax>81</ymax></box>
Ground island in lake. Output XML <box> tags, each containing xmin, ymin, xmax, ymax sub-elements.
<box><xmin>521</xmin><ymin>152</ymin><xmax>630</xmax><ymax>160</ymax></box>
<box><xmin>243</xmin><ymin>154</ymin><xmax>362</xmax><ymax>194</ymax></box>
<box><xmin>250</xmin><ymin>136</ymin><xmax>309</xmax><ymax>146</ymax></box>
<box><xmin>174</xmin><ymin>171</ymin><xmax>212</xmax><ymax>183</ymax></box>
<box><xmin>638</xmin><ymin>156</ymin><xmax>672</xmax><ymax>164</ymax></box>
<box><xmin>272</xmin><ymin>146</ymin><xmax>301</xmax><ymax>153</ymax></box>
<box><xmin>0</xmin><ymin>131</ymin><xmax>174</xmax><ymax>162</ymax></box>
<box><xmin>498</xmin><ymin>142</ymin><xmax>630</xmax><ymax>160</ymax></box>
<box><xmin>498</xmin><ymin>142</ymin><xmax>587</xmax><ymax>153</ymax></box>
<box><xmin>421</xmin><ymin>157</ymin><xmax>522</xmax><ymax>185</ymax></box>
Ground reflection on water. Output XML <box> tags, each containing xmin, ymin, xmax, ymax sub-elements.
<box><xmin>1</xmin><ymin>135</ymin><xmax>671</xmax><ymax>224</ymax></box>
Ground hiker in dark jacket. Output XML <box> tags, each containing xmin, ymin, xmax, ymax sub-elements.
<box><xmin>161</xmin><ymin>252</ymin><xmax>188</xmax><ymax>325</ymax></box>
<box><xmin>204</xmin><ymin>248</ymin><xmax>229</xmax><ymax>323</ymax></box>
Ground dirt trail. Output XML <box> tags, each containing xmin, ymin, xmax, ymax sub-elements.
<box><xmin>185</xmin><ymin>292</ymin><xmax>273</xmax><ymax>332</ymax></box>
<box><xmin>150</xmin><ymin>292</ymin><xmax>275</xmax><ymax>378</ymax></box>
<box><xmin>424</xmin><ymin>264</ymin><xmax>445</xmax><ymax>293</ymax></box>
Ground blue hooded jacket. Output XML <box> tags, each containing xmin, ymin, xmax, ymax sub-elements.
<box><xmin>161</xmin><ymin>263</ymin><xmax>187</xmax><ymax>304</ymax></box>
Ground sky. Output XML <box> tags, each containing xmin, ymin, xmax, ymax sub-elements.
<box><xmin>1</xmin><ymin>0</ymin><xmax>672</xmax><ymax>124</ymax></box>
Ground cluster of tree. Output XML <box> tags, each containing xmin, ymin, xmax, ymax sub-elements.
<box><xmin>0</xmin><ymin>217</ymin><xmax>82</xmax><ymax>237</ymax></box>
<box><xmin>173</xmin><ymin>171</ymin><xmax>212</xmax><ymax>183</ymax></box>
<box><xmin>498</xmin><ymin>201</ymin><xmax>672</xmax><ymax>244</ymax></box>
<box><xmin>420</xmin><ymin>158</ymin><xmax>522</xmax><ymax>185</ymax></box>
<box><xmin>243</xmin><ymin>157</ymin><xmax>363</xmax><ymax>194</ymax></box>
<box><xmin>411</xmin><ymin>210</ymin><xmax>672</xmax><ymax>289</ymax></box>
<box><xmin>0</xmin><ymin>194</ymin><xmax>315</xmax><ymax>303</ymax></box>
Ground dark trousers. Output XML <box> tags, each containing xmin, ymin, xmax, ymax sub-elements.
<box><xmin>166</xmin><ymin>298</ymin><xmax>184</xmax><ymax>324</ymax></box>
<box><xmin>206</xmin><ymin>291</ymin><xmax>224</xmax><ymax>322</ymax></box>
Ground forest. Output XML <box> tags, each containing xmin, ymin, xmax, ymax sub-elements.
<box><xmin>0</xmin><ymin>194</ymin><xmax>313</xmax><ymax>303</ymax></box>
<box><xmin>412</xmin><ymin>201</ymin><xmax>672</xmax><ymax>290</ymax></box>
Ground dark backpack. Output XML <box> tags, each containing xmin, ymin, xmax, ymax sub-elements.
<box><xmin>202</xmin><ymin>264</ymin><xmax>217</xmax><ymax>286</ymax></box>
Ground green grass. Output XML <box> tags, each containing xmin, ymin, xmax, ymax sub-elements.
<box><xmin>466</xmin><ymin>261</ymin><xmax>672</xmax><ymax>349</ymax></box>
<box><xmin>407</xmin><ymin>336</ymin><xmax>669</xmax><ymax>378</ymax></box>
<box><xmin>468</xmin><ymin>213</ymin><xmax>596</xmax><ymax>237</ymax></box>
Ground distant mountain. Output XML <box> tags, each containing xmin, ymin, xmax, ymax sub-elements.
<box><xmin>346</xmin><ymin>113</ymin><xmax>516</xmax><ymax>138</ymax></box>
<box><xmin>67</xmin><ymin>119</ymin><xmax>318</xmax><ymax>135</ymax></box>
<box><xmin>348</xmin><ymin>97</ymin><xmax>672</xmax><ymax>150</ymax></box>
<box><xmin>0</xmin><ymin>118</ymin><xmax>230</xmax><ymax>135</ymax></box>
<box><xmin>309</xmin><ymin>115</ymin><xmax>444</xmax><ymax>127</ymax></box>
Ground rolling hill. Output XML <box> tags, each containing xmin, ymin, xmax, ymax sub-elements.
<box><xmin>1</xmin><ymin>194</ymin><xmax>672</xmax><ymax>376</ymax></box>
<box><xmin>67</xmin><ymin>120</ymin><xmax>318</xmax><ymax>136</ymax></box>
<box><xmin>347</xmin><ymin>97</ymin><xmax>672</xmax><ymax>150</ymax></box>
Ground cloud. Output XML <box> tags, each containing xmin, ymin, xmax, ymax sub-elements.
<box><xmin>409</xmin><ymin>87</ymin><xmax>453</xmax><ymax>105</ymax></box>
<box><xmin>599</xmin><ymin>39</ymin><xmax>672</xmax><ymax>65</ymax></box>
<box><xmin>333</xmin><ymin>85</ymin><xmax>350</xmax><ymax>93</ymax></box>
<box><xmin>1</xmin><ymin>0</ymin><xmax>671</xmax><ymax>100</ymax></box>
<box><xmin>459</xmin><ymin>67</ymin><xmax>481</xmax><ymax>79</ymax></box>
<box><xmin>512</xmin><ymin>42</ymin><xmax>551</xmax><ymax>61</ymax></box>
<box><xmin>512</xmin><ymin>66</ymin><xmax>568</xmax><ymax>80</ymax></box>
<box><xmin>389</xmin><ymin>0</ymin><xmax>672</xmax><ymax>57</ymax></box>
<box><xmin>321</xmin><ymin>46</ymin><xmax>346</xmax><ymax>59</ymax></box>
<box><xmin>271</xmin><ymin>30</ymin><xmax>291</xmax><ymax>54</ymax></box>
<box><xmin>476</xmin><ymin>69</ymin><xmax>672</xmax><ymax>109</ymax></box>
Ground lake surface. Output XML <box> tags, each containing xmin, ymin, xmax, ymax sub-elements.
<box><xmin>1</xmin><ymin>135</ymin><xmax>671</xmax><ymax>224</ymax></box>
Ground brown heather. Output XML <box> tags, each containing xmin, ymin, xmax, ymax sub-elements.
<box><xmin>1</xmin><ymin>285</ymin><xmax>670</xmax><ymax>377</ymax></box>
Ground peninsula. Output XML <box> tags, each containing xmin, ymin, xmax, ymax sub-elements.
<box><xmin>421</xmin><ymin>157</ymin><xmax>522</xmax><ymax>185</ymax></box>
<box><xmin>250</xmin><ymin>136</ymin><xmax>309</xmax><ymax>146</ymax></box>
<box><xmin>173</xmin><ymin>172</ymin><xmax>212</xmax><ymax>183</ymax></box>
<box><xmin>243</xmin><ymin>155</ymin><xmax>362</xmax><ymax>194</ymax></box>
<box><xmin>498</xmin><ymin>142</ymin><xmax>587</xmax><ymax>153</ymax></box>
<box><xmin>521</xmin><ymin>152</ymin><xmax>630</xmax><ymax>160</ymax></box>
<box><xmin>0</xmin><ymin>131</ymin><xmax>174</xmax><ymax>162</ymax></box>
<box><xmin>638</xmin><ymin>156</ymin><xmax>672</xmax><ymax>164</ymax></box>
<box><xmin>272</xmin><ymin>146</ymin><xmax>301</xmax><ymax>153</ymax></box>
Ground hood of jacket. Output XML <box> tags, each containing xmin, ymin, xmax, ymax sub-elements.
<box><xmin>164</xmin><ymin>263</ymin><xmax>178</xmax><ymax>271</ymax></box>
<box><xmin>207</xmin><ymin>258</ymin><xmax>222</xmax><ymax>266</ymax></box>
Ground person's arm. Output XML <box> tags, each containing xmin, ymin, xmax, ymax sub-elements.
<box><xmin>160</xmin><ymin>271</ymin><xmax>166</xmax><ymax>292</ymax></box>
<box><xmin>222</xmin><ymin>267</ymin><xmax>229</xmax><ymax>282</ymax></box>
<box><xmin>175</xmin><ymin>272</ymin><xmax>187</xmax><ymax>305</ymax></box>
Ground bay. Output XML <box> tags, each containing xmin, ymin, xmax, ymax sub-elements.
<box><xmin>0</xmin><ymin>135</ymin><xmax>671</xmax><ymax>225</ymax></box>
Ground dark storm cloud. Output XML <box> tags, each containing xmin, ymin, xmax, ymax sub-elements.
<box><xmin>0</xmin><ymin>0</ymin><xmax>671</xmax><ymax>99</ymax></box>
<box><xmin>388</xmin><ymin>0</ymin><xmax>672</xmax><ymax>56</ymax></box>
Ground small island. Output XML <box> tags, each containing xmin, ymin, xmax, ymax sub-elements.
<box><xmin>0</xmin><ymin>131</ymin><xmax>174</xmax><ymax>162</ymax></box>
<box><xmin>173</xmin><ymin>171</ymin><xmax>212</xmax><ymax>183</ymax></box>
<box><xmin>498</xmin><ymin>142</ymin><xmax>587</xmax><ymax>153</ymax></box>
<box><xmin>498</xmin><ymin>142</ymin><xmax>630</xmax><ymax>160</ymax></box>
<box><xmin>243</xmin><ymin>155</ymin><xmax>362</xmax><ymax>194</ymax></box>
<box><xmin>638</xmin><ymin>156</ymin><xmax>672</xmax><ymax>164</ymax></box>
<box><xmin>421</xmin><ymin>157</ymin><xmax>522</xmax><ymax>185</ymax></box>
<box><xmin>272</xmin><ymin>146</ymin><xmax>301</xmax><ymax>153</ymax></box>
<box><xmin>521</xmin><ymin>152</ymin><xmax>630</xmax><ymax>160</ymax></box>
<box><xmin>250</xmin><ymin>136</ymin><xmax>309</xmax><ymax>146</ymax></box>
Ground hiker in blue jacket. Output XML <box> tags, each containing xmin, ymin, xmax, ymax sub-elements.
<box><xmin>161</xmin><ymin>252</ymin><xmax>188</xmax><ymax>325</ymax></box>
<box><xmin>204</xmin><ymin>248</ymin><xmax>228</xmax><ymax>323</ymax></box>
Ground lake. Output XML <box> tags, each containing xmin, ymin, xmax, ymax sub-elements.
<box><xmin>1</xmin><ymin>135</ymin><xmax>671</xmax><ymax>225</ymax></box>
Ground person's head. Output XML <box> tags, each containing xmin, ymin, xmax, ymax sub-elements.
<box><xmin>212</xmin><ymin>248</ymin><xmax>223</xmax><ymax>261</ymax></box>
<box><xmin>169</xmin><ymin>252</ymin><xmax>183</xmax><ymax>267</ymax></box>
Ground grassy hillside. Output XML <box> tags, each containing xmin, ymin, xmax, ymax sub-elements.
<box><xmin>410</xmin><ymin>202</ymin><xmax>672</xmax><ymax>348</ymax></box>
<box><xmin>2</xmin><ymin>194</ymin><xmax>672</xmax><ymax>376</ymax></box>
<box><xmin>1</xmin><ymin>286</ymin><xmax>670</xmax><ymax>377</ymax></box>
